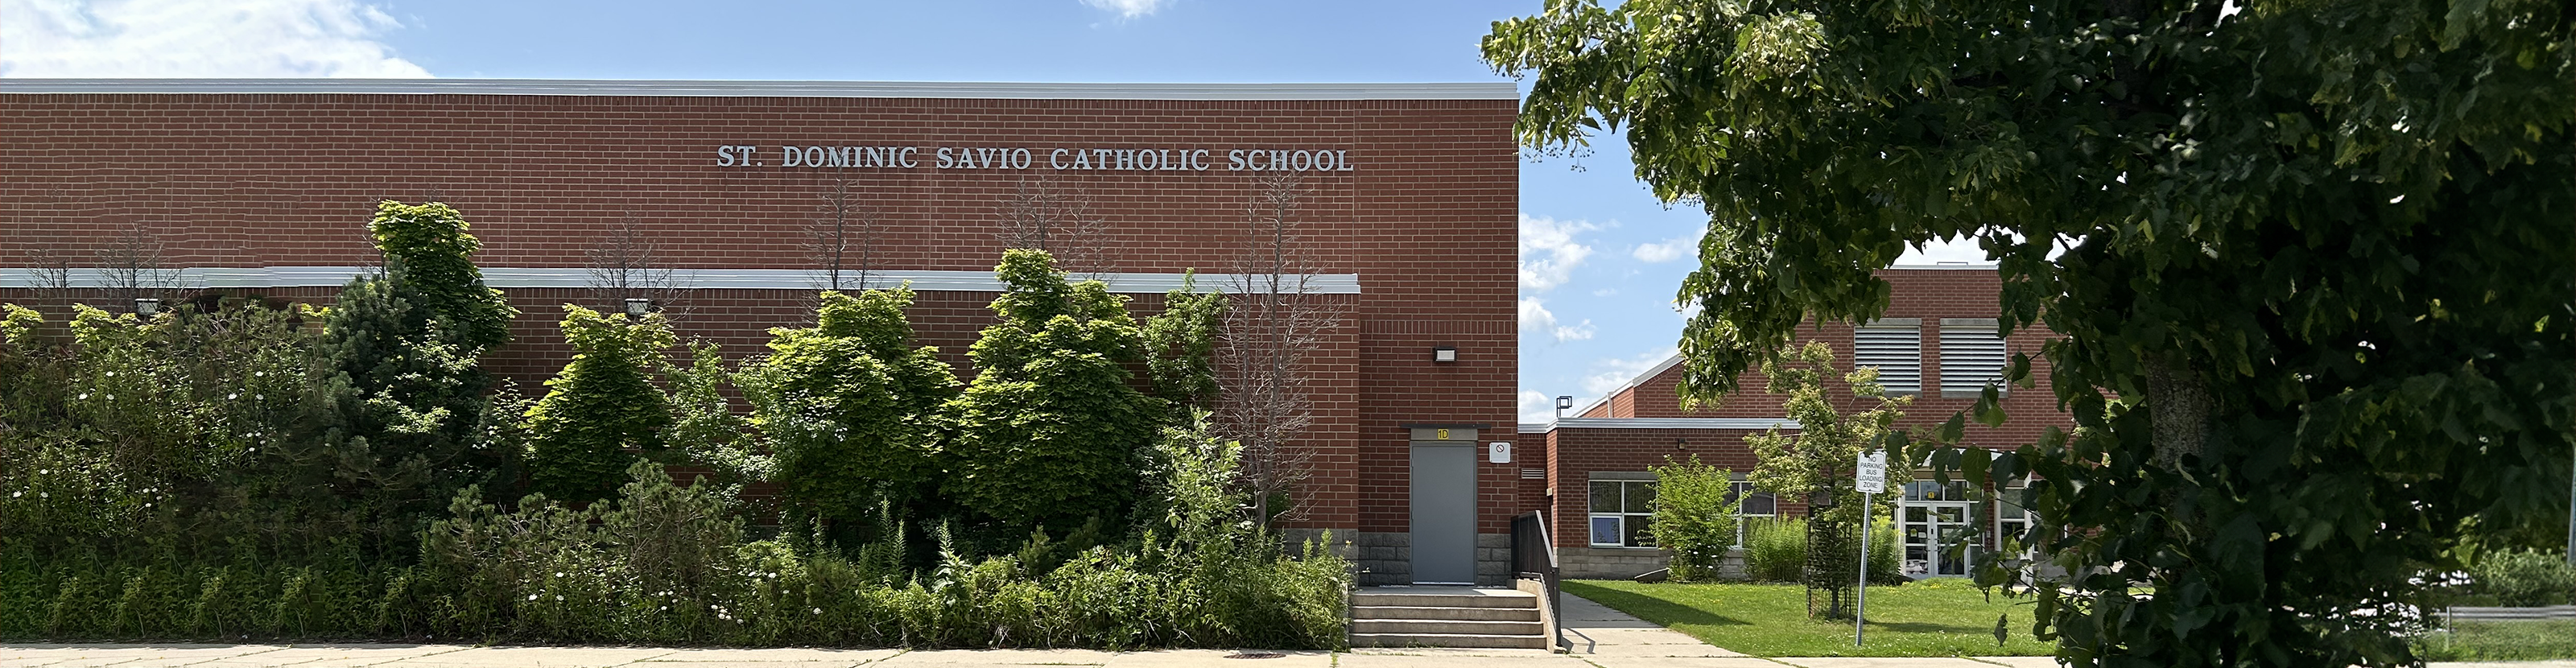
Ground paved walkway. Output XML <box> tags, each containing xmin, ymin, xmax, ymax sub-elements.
<box><xmin>2</xmin><ymin>641</ymin><xmax>2567</xmax><ymax>667</ymax></box>
<box><xmin>2</xmin><ymin>595</ymin><xmax>2567</xmax><ymax>668</ymax></box>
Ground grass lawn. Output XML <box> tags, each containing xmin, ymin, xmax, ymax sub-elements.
<box><xmin>1565</xmin><ymin>579</ymin><xmax>2054</xmax><ymax>658</ymax></box>
<box><xmin>2416</xmin><ymin>619</ymin><xmax>2576</xmax><ymax>662</ymax></box>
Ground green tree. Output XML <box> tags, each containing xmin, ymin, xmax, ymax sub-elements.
<box><xmin>1741</xmin><ymin>342</ymin><xmax>1909</xmax><ymax>611</ymax></box>
<box><xmin>291</xmin><ymin>268</ymin><xmax>516</xmax><ymax>554</ymax></box>
<box><xmin>366</xmin><ymin>201</ymin><xmax>518</xmax><ymax>354</ymax></box>
<box><xmin>1141</xmin><ymin>273</ymin><xmax>1225</xmax><ymax>414</ymax></box>
<box><xmin>1487</xmin><ymin>2</ymin><xmax>2574</xmax><ymax>664</ymax></box>
<box><xmin>266</xmin><ymin>202</ymin><xmax>526</xmax><ymax>555</ymax></box>
<box><xmin>525</xmin><ymin>306</ymin><xmax>675</xmax><ymax>504</ymax></box>
<box><xmin>746</xmin><ymin>287</ymin><xmax>956</xmax><ymax>527</ymax></box>
<box><xmin>664</xmin><ymin>340</ymin><xmax>766</xmax><ymax>505</ymax></box>
<box><xmin>1741</xmin><ymin>343</ymin><xmax>1909</xmax><ymax>527</ymax></box>
<box><xmin>1646</xmin><ymin>455</ymin><xmax>1741</xmax><ymax>582</ymax></box>
<box><xmin>946</xmin><ymin>249</ymin><xmax>1163</xmax><ymax>530</ymax></box>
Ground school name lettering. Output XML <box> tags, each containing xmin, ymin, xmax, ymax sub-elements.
<box><xmin>712</xmin><ymin>145</ymin><xmax>1353</xmax><ymax>172</ymax></box>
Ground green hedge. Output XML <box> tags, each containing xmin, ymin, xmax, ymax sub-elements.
<box><xmin>0</xmin><ymin>461</ymin><xmax>1348</xmax><ymax>648</ymax></box>
<box><xmin>1</xmin><ymin>216</ymin><xmax>1349</xmax><ymax>649</ymax></box>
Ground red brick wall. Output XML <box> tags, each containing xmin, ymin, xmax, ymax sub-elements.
<box><xmin>1541</xmin><ymin>269</ymin><xmax>2079</xmax><ymax>548</ymax></box>
<box><xmin>1544</xmin><ymin>427</ymin><xmax>1814</xmax><ymax>547</ymax></box>
<box><xmin>0</xmin><ymin>91</ymin><xmax>1517</xmax><ymax>534</ymax></box>
<box><xmin>1604</xmin><ymin>269</ymin><xmax>2071</xmax><ymax>448</ymax></box>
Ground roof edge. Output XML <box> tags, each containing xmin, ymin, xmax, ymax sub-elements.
<box><xmin>0</xmin><ymin>78</ymin><xmax>1522</xmax><ymax>101</ymax></box>
<box><xmin>1569</xmin><ymin>351</ymin><xmax>1685</xmax><ymax>419</ymax></box>
<box><xmin>1884</xmin><ymin>262</ymin><xmax>1999</xmax><ymax>270</ymax></box>
<box><xmin>1548</xmin><ymin>418</ymin><xmax>1804</xmax><ymax>431</ymax></box>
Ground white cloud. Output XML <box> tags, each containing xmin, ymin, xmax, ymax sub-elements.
<box><xmin>1517</xmin><ymin>390</ymin><xmax>1559</xmax><ymax>425</ymax></box>
<box><xmin>1581</xmin><ymin>346</ymin><xmax>1678</xmax><ymax>397</ymax></box>
<box><xmin>1</xmin><ymin>0</ymin><xmax>430</xmax><ymax>77</ymax></box>
<box><xmin>1504</xmin><ymin>299</ymin><xmax>1587</xmax><ymax>343</ymax></box>
<box><xmin>1519</xmin><ymin>213</ymin><xmax>1596</xmax><ymax>292</ymax></box>
<box><xmin>1080</xmin><ymin>0</ymin><xmax>1168</xmax><ymax>19</ymax></box>
<box><xmin>1630</xmin><ymin>228</ymin><xmax>1704</xmax><ymax>263</ymax></box>
<box><xmin>1517</xmin><ymin>297</ymin><xmax>1553</xmax><ymax>333</ymax></box>
<box><xmin>1519</xmin><ymin>297</ymin><xmax>1595</xmax><ymax>343</ymax></box>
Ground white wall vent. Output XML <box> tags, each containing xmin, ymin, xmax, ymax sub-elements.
<box><xmin>1939</xmin><ymin>318</ymin><xmax>2009</xmax><ymax>397</ymax></box>
<box><xmin>1854</xmin><ymin>319</ymin><xmax>1923</xmax><ymax>394</ymax></box>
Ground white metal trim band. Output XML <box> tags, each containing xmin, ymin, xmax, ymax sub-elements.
<box><xmin>1546</xmin><ymin>418</ymin><xmax>1802</xmax><ymax>431</ymax></box>
<box><xmin>0</xmin><ymin>266</ymin><xmax>1363</xmax><ymax>295</ymax></box>
<box><xmin>0</xmin><ymin>79</ymin><xmax>1522</xmax><ymax>101</ymax></box>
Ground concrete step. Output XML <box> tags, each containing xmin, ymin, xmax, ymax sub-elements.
<box><xmin>1352</xmin><ymin>605</ymin><xmax>1541</xmax><ymax>621</ymax></box>
<box><xmin>1349</xmin><ymin>633</ymin><xmax>1550</xmax><ymax>649</ymax></box>
<box><xmin>1352</xmin><ymin>619</ymin><xmax>1544</xmax><ymax>635</ymax></box>
<box><xmin>1350</xmin><ymin>590</ymin><xmax>1538</xmax><ymax>609</ymax></box>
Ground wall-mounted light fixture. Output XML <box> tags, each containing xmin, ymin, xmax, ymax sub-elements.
<box><xmin>1554</xmin><ymin>395</ymin><xmax>1574</xmax><ymax>419</ymax></box>
<box><xmin>133</xmin><ymin>298</ymin><xmax>161</xmax><ymax>316</ymax></box>
<box><xmin>1674</xmin><ymin>436</ymin><xmax>1688</xmax><ymax>451</ymax></box>
<box><xmin>624</xmin><ymin>298</ymin><xmax>653</xmax><ymax>317</ymax></box>
<box><xmin>1431</xmin><ymin>345</ymin><xmax>1457</xmax><ymax>363</ymax></box>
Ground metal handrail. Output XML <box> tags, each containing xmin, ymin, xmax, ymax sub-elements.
<box><xmin>1511</xmin><ymin>509</ymin><xmax>1564</xmax><ymax>652</ymax></box>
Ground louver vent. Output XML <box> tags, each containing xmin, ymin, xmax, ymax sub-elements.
<box><xmin>1939</xmin><ymin>319</ymin><xmax>2009</xmax><ymax>397</ymax></box>
<box><xmin>1521</xmin><ymin>468</ymin><xmax>1546</xmax><ymax>480</ymax></box>
<box><xmin>1854</xmin><ymin>320</ymin><xmax>1922</xmax><ymax>394</ymax></box>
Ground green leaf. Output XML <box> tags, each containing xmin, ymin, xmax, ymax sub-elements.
<box><xmin>1973</xmin><ymin>385</ymin><xmax>2008</xmax><ymax>427</ymax></box>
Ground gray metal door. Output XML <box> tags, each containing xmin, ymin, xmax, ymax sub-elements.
<box><xmin>1409</xmin><ymin>443</ymin><xmax>1476</xmax><ymax>584</ymax></box>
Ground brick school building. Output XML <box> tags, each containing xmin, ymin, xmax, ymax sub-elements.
<box><xmin>0</xmin><ymin>78</ymin><xmax>1525</xmax><ymax>584</ymax></box>
<box><xmin>0</xmin><ymin>79</ymin><xmax>2063</xmax><ymax>587</ymax></box>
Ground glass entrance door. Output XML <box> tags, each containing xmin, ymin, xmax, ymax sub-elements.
<box><xmin>1901</xmin><ymin>480</ymin><xmax>1972</xmax><ymax>577</ymax></box>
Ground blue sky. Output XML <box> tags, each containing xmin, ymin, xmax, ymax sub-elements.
<box><xmin>0</xmin><ymin>0</ymin><xmax>1984</xmax><ymax>423</ymax></box>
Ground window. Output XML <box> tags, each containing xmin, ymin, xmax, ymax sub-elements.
<box><xmin>1994</xmin><ymin>478</ymin><xmax>2034</xmax><ymax>555</ymax></box>
<box><xmin>1938</xmin><ymin>318</ymin><xmax>2008</xmax><ymax>398</ymax></box>
<box><xmin>1728</xmin><ymin>480</ymin><xmax>1777</xmax><ymax>546</ymax></box>
<box><xmin>1587</xmin><ymin>478</ymin><xmax>1657</xmax><ymax>547</ymax></box>
<box><xmin>1901</xmin><ymin>479</ymin><xmax>1973</xmax><ymax>576</ymax></box>
<box><xmin>1854</xmin><ymin>320</ymin><xmax>1923</xmax><ymax>394</ymax></box>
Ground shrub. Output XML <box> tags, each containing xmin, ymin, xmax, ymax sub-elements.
<box><xmin>1740</xmin><ymin>517</ymin><xmax>1899</xmax><ymax>586</ymax></box>
<box><xmin>1647</xmin><ymin>456</ymin><xmax>1740</xmax><ymax>582</ymax></box>
<box><xmin>745</xmin><ymin>287</ymin><xmax>956</xmax><ymax>526</ymax></box>
<box><xmin>2473</xmin><ymin>550</ymin><xmax>2575</xmax><ymax>607</ymax></box>
<box><xmin>1141</xmin><ymin>274</ymin><xmax>1224</xmax><ymax>411</ymax></box>
<box><xmin>0</xmin><ymin>301</ymin><xmax>326</xmax><ymax>557</ymax></box>
<box><xmin>525</xmin><ymin>306</ymin><xmax>675</xmax><ymax>504</ymax></box>
<box><xmin>387</xmin><ymin>442</ymin><xmax>1351</xmax><ymax>649</ymax></box>
<box><xmin>0</xmin><ymin>237</ymin><xmax>1352</xmax><ymax>649</ymax></box>
<box><xmin>4</xmin><ymin>377</ymin><xmax>1351</xmax><ymax>651</ymax></box>
<box><xmin>1867</xmin><ymin>517</ymin><xmax>1900</xmax><ymax>583</ymax></box>
<box><xmin>946</xmin><ymin>250</ymin><xmax>1162</xmax><ymax>530</ymax></box>
<box><xmin>295</xmin><ymin>264</ymin><xmax>519</xmax><ymax>556</ymax></box>
<box><xmin>1744</xmin><ymin>517</ymin><xmax>1807</xmax><ymax>583</ymax></box>
<box><xmin>365</xmin><ymin>200</ymin><xmax>517</xmax><ymax>354</ymax></box>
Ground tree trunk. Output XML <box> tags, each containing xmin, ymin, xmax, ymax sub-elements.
<box><xmin>2144</xmin><ymin>355</ymin><xmax>2211</xmax><ymax>472</ymax></box>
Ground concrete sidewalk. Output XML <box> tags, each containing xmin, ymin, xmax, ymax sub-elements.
<box><xmin>3</xmin><ymin>642</ymin><xmax>2570</xmax><ymax>667</ymax></box>
<box><xmin>6</xmin><ymin>595</ymin><xmax>2569</xmax><ymax>668</ymax></box>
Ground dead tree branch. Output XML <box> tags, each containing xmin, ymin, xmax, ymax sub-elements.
<box><xmin>1220</xmin><ymin>172</ymin><xmax>1346</xmax><ymax>529</ymax></box>
<box><xmin>584</xmin><ymin>218</ymin><xmax>691</xmax><ymax>319</ymax></box>
<box><xmin>995</xmin><ymin>175</ymin><xmax>1113</xmax><ymax>278</ymax></box>
<box><xmin>96</xmin><ymin>222</ymin><xmax>179</xmax><ymax>305</ymax></box>
<box><xmin>807</xmin><ymin>177</ymin><xmax>881</xmax><ymax>293</ymax></box>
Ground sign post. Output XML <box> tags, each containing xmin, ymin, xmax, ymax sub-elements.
<box><xmin>1853</xmin><ymin>449</ymin><xmax>1889</xmax><ymax>646</ymax></box>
